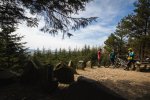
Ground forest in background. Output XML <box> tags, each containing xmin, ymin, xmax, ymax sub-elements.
<box><xmin>0</xmin><ymin>0</ymin><xmax>149</xmax><ymax>74</ymax></box>
<box><xmin>31</xmin><ymin>0</ymin><xmax>150</xmax><ymax>72</ymax></box>
<box><xmin>104</xmin><ymin>0</ymin><xmax>150</xmax><ymax>60</ymax></box>
<box><xmin>0</xmin><ymin>1</ymin><xmax>150</xmax><ymax>100</ymax></box>
<box><xmin>31</xmin><ymin>45</ymin><xmax>101</xmax><ymax>67</ymax></box>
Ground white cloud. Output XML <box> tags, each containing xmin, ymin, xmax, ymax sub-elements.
<box><xmin>74</xmin><ymin>0</ymin><xmax>137</xmax><ymax>24</ymax></box>
<box><xmin>16</xmin><ymin>25</ymin><xmax>83</xmax><ymax>50</ymax></box>
<box><xmin>16</xmin><ymin>0</ymin><xmax>137</xmax><ymax>50</ymax></box>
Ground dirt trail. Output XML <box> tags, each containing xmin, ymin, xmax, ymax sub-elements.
<box><xmin>0</xmin><ymin>67</ymin><xmax>149</xmax><ymax>100</ymax></box>
<box><xmin>75</xmin><ymin>67</ymin><xmax>150</xmax><ymax>100</ymax></box>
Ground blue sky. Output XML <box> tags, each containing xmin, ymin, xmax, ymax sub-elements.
<box><xmin>16</xmin><ymin>0</ymin><xmax>137</xmax><ymax>50</ymax></box>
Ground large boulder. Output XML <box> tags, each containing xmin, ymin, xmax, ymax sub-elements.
<box><xmin>20</xmin><ymin>60</ymin><xmax>58</xmax><ymax>92</ymax></box>
<box><xmin>0</xmin><ymin>69</ymin><xmax>17</xmax><ymax>86</ymax></box>
<box><xmin>68</xmin><ymin>60</ymin><xmax>72</xmax><ymax>67</ymax></box>
<box><xmin>54</xmin><ymin>64</ymin><xmax>74</xmax><ymax>84</ymax></box>
<box><xmin>77</xmin><ymin>60</ymin><xmax>86</xmax><ymax>70</ymax></box>
<box><xmin>86</xmin><ymin>61</ymin><xmax>92</xmax><ymax>68</ymax></box>
<box><xmin>55</xmin><ymin>62</ymin><xmax>63</xmax><ymax>70</ymax></box>
<box><xmin>20</xmin><ymin>60</ymin><xmax>39</xmax><ymax>85</ymax></box>
<box><xmin>68</xmin><ymin>60</ymin><xmax>78</xmax><ymax>74</ymax></box>
<box><xmin>38</xmin><ymin>64</ymin><xmax>58</xmax><ymax>92</ymax></box>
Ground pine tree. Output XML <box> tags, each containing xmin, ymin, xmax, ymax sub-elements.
<box><xmin>104</xmin><ymin>0</ymin><xmax>150</xmax><ymax>60</ymax></box>
<box><xmin>0</xmin><ymin>27</ymin><xmax>28</xmax><ymax>71</ymax></box>
<box><xmin>104</xmin><ymin>33</ymin><xmax>119</xmax><ymax>52</ymax></box>
<box><xmin>0</xmin><ymin>0</ymin><xmax>97</xmax><ymax>37</ymax></box>
<box><xmin>133</xmin><ymin>0</ymin><xmax>150</xmax><ymax>60</ymax></box>
<box><xmin>119</xmin><ymin>0</ymin><xmax>150</xmax><ymax>60</ymax></box>
<box><xmin>0</xmin><ymin>1</ymin><xmax>28</xmax><ymax>72</ymax></box>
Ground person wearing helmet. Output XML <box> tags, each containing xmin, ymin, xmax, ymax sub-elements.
<box><xmin>124</xmin><ymin>48</ymin><xmax>135</xmax><ymax>70</ymax></box>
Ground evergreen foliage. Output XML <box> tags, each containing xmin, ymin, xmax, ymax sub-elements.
<box><xmin>0</xmin><ymin>27</ymin><xmax>28</xmax><ymax>72</ymax></box>
<box><xmin>0</xmin><ymin>0</ymin><xmax>97</xmax><ymax>71</ymax></box>
<box><xmin>0</xmin><ymin>0</ymin><xmax>97</xmax><ymax>37</ymax></box>
<box><xmin>104</xmin><ymin>0</ymin><xmax>150</xmax><ymax>60</ymax></box>
<box><xmin>31</xmin><ymin>45</ymin><xmax>103</xmax><ymax>68</ymax></box>
<box><xmin>0</xmin><ymin>1</ymin><xmax>28</xmax><ymax>72</ymax></box>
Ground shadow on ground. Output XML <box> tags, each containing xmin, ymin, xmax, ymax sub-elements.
<box><xmin>0</xmin><ymin>76</ymin><xmax>150</xmax><ymax>100</ymax></box>
<box><xmin>52</xmin><ymin>76</ymin><xmax>126</xmax><ymax>100</ymax></box>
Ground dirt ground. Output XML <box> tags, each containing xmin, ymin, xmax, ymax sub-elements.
<box><xmin>0</xmin><ymin>67</ymin><xmax>150</xmax><ymax>100</ymax></box>
<box><xmin>75</xmin><ymin>67</ymin><xmax>150</xmax><ymax>100</ymax></box>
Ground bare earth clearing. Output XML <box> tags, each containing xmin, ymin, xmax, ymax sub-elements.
<box><xmin>75</xmin><ymin>67</ymin><xmax>150</xmax><ymax>100</ymax></box>
<box><xmin>0</xmin><ymin>67</ymin><xmax>150</xmax><ymax>100</ymax></box>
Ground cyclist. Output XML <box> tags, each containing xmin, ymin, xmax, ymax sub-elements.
<box><xmin>109</xmin><ymin>50</ymin><xmax>116</xmax><ymax>67</ymax></box>
<box><xmin>124</xmin><ymin>48</ymin><xmax>135</xmax><ymax>70</ymax></box>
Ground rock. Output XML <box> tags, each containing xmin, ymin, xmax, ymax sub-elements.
<box><xmin>68</xmin><ymin>60</ymin><xmax>73</xmax><ymax>68</ymax></box>
<box><xmin>86</xmin><ymin>61</ymin><xmax>92</xmax><ymax>68</ymax></box>
<box><xmin>54</xmin><ymin>66</ymin><xmax>74</xmax><ymax>84</ymax></box>
<box><xmin>77</xmin><ymin>60</ymin><xmax>86</xmax><ymax>70</ymax></box>
<box><xmin>68</xmin><ymin>60</ymin><xmax>78</xmax><ymax>74</ymax></box>
<box><xmin>20</xmin><ymin>60</ymin><xmax>58</xmax><ymax>91</ymax></box>
<box><xmin>0</xmin><ymin>69</ymin><xmax>17</xmax><ymax>86</ymax></box>
<box><xmin>38</xmin><ymin>64</ymin><xmax>58</xmax><ymax>92</ymax></box>
<box><xmin>20</xmin><ymin>60</ymin><xmax>39</xmax><ymax>85</ymax></box>
<box><xmin>55</xmin><ymin>62</ymin><xmax>62</xmax><ymax>70</ymax></box>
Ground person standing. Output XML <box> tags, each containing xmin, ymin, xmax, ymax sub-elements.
<box><xmin>109</xmin><ymin>50</ymin><xmax>116</xmax><ymax>67</ymax></box>
<box><xmin>124</xmin><ymin>48</ymin><xmax>135</xmax><ymax>70</ymax></box>
<box><xmin>97</xmin><ymin>48</ymin><xmax>102</xmax><ymax>67</ymax></box>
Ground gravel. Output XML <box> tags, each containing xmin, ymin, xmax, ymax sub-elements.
<box><xmin>75</xmin><ymin>67</ymin><xmax>150</xmax><ymax>100</ymax></box>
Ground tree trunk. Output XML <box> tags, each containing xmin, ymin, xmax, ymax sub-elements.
<box><xmin>142</xmin><ymin>41</ymin><xmax>146</xmax><ymax>61</ymax></box>
<box><xmin>139</xmin><ymin>41</ymin><xmax>142</xmax><ymax>61</ymax></box>
<box><xmin>141</xmin><ymin>18</ymin><xmax>148</xmax><ymax>61</ymax></box>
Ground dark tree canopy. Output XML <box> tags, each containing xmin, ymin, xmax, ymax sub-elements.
<box><xmin>104</xmin><ymin>0</ymin><xmax>150</xmax><ymax>60</ymax></box>
<box><xmin>0</xmin><ymin>0</ymin><xmax>97</xmax><ymax>37</ymax></box>
<box><xmin>0</xmin><ymin>0</ymin><xmax>97</xmax><ymax>71</ymax></box>
<box><xmin>0</xmin><ymin>27</ymin><xmax>28</xmax><ymax>71</ymax></box>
